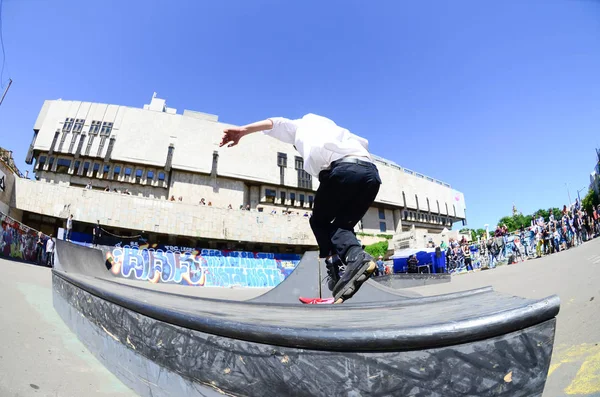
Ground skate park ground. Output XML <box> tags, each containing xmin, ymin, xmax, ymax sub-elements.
<box><xmin>0</xmin><ymin>237</ymin><xmax>598</xmax><ymax>396</ymax></box>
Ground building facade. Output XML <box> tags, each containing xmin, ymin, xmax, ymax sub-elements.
<box><xmin>17</xmin><ymin>95</ymin><xmax>467</xmax><ymax>252</ymax></box>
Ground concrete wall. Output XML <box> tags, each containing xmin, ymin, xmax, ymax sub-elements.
<box><xmin>13</xmin><ymin>179</ymin><xmax>316</xmax><ymax>246</ymax></box>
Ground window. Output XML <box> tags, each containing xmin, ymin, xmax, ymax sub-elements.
<box><xmin>92</xmin><ymin>163</ymin><xmax>100</xmax><ymax>178</ymax></box>
<box><xmin>82</xmin><ymin>161</ymin><xmax>90</xmax><ymax>176</ymax></box>
<box><xmin>113</xmin><ymin>166</ymin><xmax>121</xmax><ymax>178</ymax></box>
<box><xmin>298</xmin><ymin>169</ymin><xmax>312</xmax><ymax>189</ymax></box>
<box><xmin>38</xmin><ymin>156</ymin><xmax>46</xmax><ymax>168</ymax></box>
<box><xmin>124</xmin><ymin>167</ymin><xmax>132</xmax><ymax>176</ymax></box>
<box><xmin>100</xmin><ymin>122</ymin><xmax>113</xmax><ymax>136</ymax></box>
<box><xmin>68</xmin><ymin>133</ymin><xmax>79</xmax><ymax>153</ymax></box>
<box><xmin>295</xmin><ymin>156</ymin><xmax>303</xmax><ymax>170</ymax></box>
<box><xmin>62</xmin><ymin>118</ymin><xmax>74</xmax><ymax>132</ymax></box>
<box><xmin>89</xmin><ymin>121</ymin><xmax>102</xmax><ymax>134</ymax></box>
<box><xmin>103</xmin><ymin>164</ymin><xmax>110</xmax><ymax>177</ymax></box>
<box><xmin>290</xmin><ymin>192</ymin><xmax>296</xmax><ymax>206</ymax></box>
<box><xmin>277</xmin><ymin>152</ymin><xmax>287</xmax><ymax>167</ymax></box>
<box><xmin>403</xmin><ymin>210</ymin><xmax>408</xmax><ymax>220</ymax></box>
<box><xmin>147</xmin><ymin>170</ymin><xmax>154</xmax><ymax>181</ymax></box>
<box><xmin>48</xmin><ymin>157</ymin><xmax>55</xmax><ymax>169</ymax></box>
<box><xmin>299</xmin><ymin>194</ymin><xmax>305</xmax><ymax>207</ymax></box>
<box><xmin>158</xmin><ymin>172</ymin><xmax>165</xmax><ymax>181</ymax></box>
<box><xmin>280</xmin><ymin>191</ymin><xmax>286</xmax><ymax>204</ymax></box>
<box><xmin>379</xmin><ymin>222</ymin><xmax>387</xmax><ymax>232</ymax></box>
<box><xmin>265</xmin><ymin>189</ymin><xmax>276</xmax><ymax>204</ymax></box>
<box><xmin>56</xmin><ymin>158</ymin><xmax>71</xmax><ymax>173</ymax></box>
<box><xmin>378</xmin><ymin>208</ymin><xmax>385</xmax><ymax>220</ymax></box>
<box><xmin>74</xmin><ymin>160</ymin><xmax>81</xmax><ymax>174</ymax></box>
<box><xmin>96</xmin><ymin>136</ymin><xmax>107</xmax><ymax>157</ymax></box>
<box><xmin>135</xmin><ymin>169</ymin><xmax>143</xmax><ymax>183</ymax></box>
<box><xmin>58</xmin><ymin>130</ymin><xmax>69</xmax><ymax>152</ymax></box>
<box><xmin>85</xmin><ymin>136</ymin><xmax>94</xmax><ymax>156</ymax></box>
<box><xmin>73</xmin><ymin>119</ymin><xmax>85</xmax><ymax>133</ymax></box>
<box><xmin>308</xmin><ymin>195</ymin><xmax>314</xmax><ymax>209</ymax></box>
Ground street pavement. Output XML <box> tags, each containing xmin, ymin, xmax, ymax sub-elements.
<box><xmin>0</xmin><ymin>260</ymin><xmax>137</xmax><ymax>397</ymax></box>
<box><xmin>0</xmin><ymin>237</ymin><xmax>598</xmax><ymax>396</ymax></box>
<box><xmin>410</xmin><ymin>237</ymin><xmax>600</xmax><ymax>397</ymax></box>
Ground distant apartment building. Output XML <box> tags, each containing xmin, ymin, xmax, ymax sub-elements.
<box><xmin>590</xmin><ymin>148</ymin><xmax>600</xmax><ymax>195</ymax></box>
<box><xmin>12</xmin><ymin>94</ymin><xmax>467</xmax><ymax>252</ymax></box>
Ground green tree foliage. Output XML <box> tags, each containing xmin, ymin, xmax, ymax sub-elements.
<box><xmin>494</xmin><ymin>205</ymin><xmax>580</xmax><ymax>234</ymax></box>
<box><xmin>364</xmin><ymin>240</ymin><xmax>389</xmax><ymax>259</ymax></box>
<box><xmin>582</xmin><ymin>188</ymin><xmax>600</xmax><ymax>214</ymax></box>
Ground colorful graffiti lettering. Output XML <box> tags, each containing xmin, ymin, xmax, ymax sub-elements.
<box><xmin>0</xmin><ymin>213</ymin><xmax>38</xmax><ymax>262</ymax></box>
<box><xmin>105</xmin><ymin>246</ymin><xmax>300</xmax><ymax>288</ymax></box>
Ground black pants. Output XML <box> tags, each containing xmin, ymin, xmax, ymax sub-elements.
<box><xmin>310</xmin><ymin>160</ymin><xmax>381</xmax><ymax>259</ymax></box>
<box><xmin>36</xmin><ymin>246</ymin><xmax>43</xmax><ymax>264</ymax></box>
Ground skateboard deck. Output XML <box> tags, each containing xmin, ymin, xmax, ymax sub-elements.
<box><xmin>299</xmin><ymin>297</ymin><xmax>335</xmax><ymax>305</ymax></box>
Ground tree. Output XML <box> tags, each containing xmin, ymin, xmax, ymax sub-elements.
<box><xmin>582</xmin><ymin>188</ymin><xmax>600</xmax><ymax>214</ymax></box>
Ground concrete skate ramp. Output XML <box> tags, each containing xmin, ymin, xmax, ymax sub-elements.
<box><xmin>53</xmin><ymin>240</ymin><xmax>561</xmax><ymax>397</ymax></box>
<box><xmin>250</xmin><ymin>250</ymin><xmax>422</xmax><ymax>304</ymax></box>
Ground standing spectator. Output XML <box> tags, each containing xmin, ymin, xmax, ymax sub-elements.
<box><xmin>169</xmin><ymin>195</ymin><xmax>176</xmax><ymax>201</ymax></box>
<box><xmin>93</xmin><ymin>220</ymin><xmax>102</xmax><ymax>247</ymax></box>
<box><xmin>85</xmin><ymin>182</ymin><xmax>92</xmax><ymax>190</ymax></box>
<box><xmin>227</xmin><ymin>204</ymin><xmax>233</xmax><ymax>209</ymax></box>
<box><xmin>245</xmin><ymin>204</ymin><xmax>250</xmax><ymax>211</ymax></box>
<box><xmin>45</xmin><ymin>234</ymin><xmax>55</xmax><ymax>267</ymax></box>
<box><xmin>407</xmin><ymin>254</ymin><xmax>419</xmax><ymax>274</ymax></box>
<box><xmin>35</xmin><ymin>231</ymin><xmax>45</xmax><ymax>265</ymax></box>
<box><xmin>376</xmin><ymin>256</ymin><xmax>385</xmax><ymax>275</ymax></box>
<box><xmin>104</xmin><ymin>185</ymin><xmax>110</xmax><ymax>192</ymax></box>
<box><xmin>199</xmin><ymin>198</ymin><xmax>206</xmax><ymax>205</ymax></box>
<box><xmin>65</xmin><ymin>215</ymin><xmax>73</xmax><ymax>241</ymax></box>
<box><xmin>462</xmin><ymin>244</ymin><xmax>472</xmax><ymax>270</ymax></box>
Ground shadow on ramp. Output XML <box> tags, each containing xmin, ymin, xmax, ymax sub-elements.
<box><xmin>52</xmin><ymin>240</ymin><xmax>561</xmax><ymax>397</ymax></box>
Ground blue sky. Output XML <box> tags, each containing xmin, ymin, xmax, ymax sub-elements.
<box><xmin>0</xmin><ymin>0</ymin><xmax>599</xmax><ymax>229</ymax></box>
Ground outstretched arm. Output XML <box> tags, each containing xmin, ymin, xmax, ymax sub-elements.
<box><xmin>220</xmin><ymin>119</ymin><xmax>274</xmax><ymax>148</ymax></box>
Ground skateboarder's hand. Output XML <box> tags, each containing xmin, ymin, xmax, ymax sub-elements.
<box><xmin>220</xmin><ymin>127</ymin><xmax>247</xmax><ymax>148</ymax></box>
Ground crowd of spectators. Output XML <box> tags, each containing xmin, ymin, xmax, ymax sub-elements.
<box><xmin>484</xmin><ymin>198</ymin><xmax>600</xmax><ymax>265</ymax></box>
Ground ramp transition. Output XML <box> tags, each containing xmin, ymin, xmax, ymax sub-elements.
<box><xmin>52</xmin><ymin>240</ymin><xmax>560</xmax><ymax>397</ymax></box>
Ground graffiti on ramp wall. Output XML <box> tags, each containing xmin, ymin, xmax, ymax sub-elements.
<box><xmin>105</xmin><ymin>245</ymin><xmax>300</xmax><ymax>288</ymax></box>
<box><xmin>0</xmin><ymin>213</ymin><xmax>38</xmax><ymax>262</ymax></box>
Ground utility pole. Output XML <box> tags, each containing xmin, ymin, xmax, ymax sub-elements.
<box><xmin>0</xmin><ymin>79</ymin><xmax>13</xmax><ymax>107</ymax></box>
<box><xmin>565</xmin><ymin>183</ymin><xmax>572</xmax><ymax>206</ymax></box>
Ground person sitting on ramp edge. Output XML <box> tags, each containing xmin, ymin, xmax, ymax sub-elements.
<box><xmin>220</xmin><ymin>114</ymin><xmax>382</xmax><ymax>304</ymax></box>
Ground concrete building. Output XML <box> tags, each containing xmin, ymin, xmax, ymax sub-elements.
<box><xmin>590</xmin><ymin>148</ymin><xmax>600</xmax><ymax>195</ymax></box>
<box><xmin>14</xmin><ymin>94</ymin><xmax>467</xmax><ymax>252</ymax></box>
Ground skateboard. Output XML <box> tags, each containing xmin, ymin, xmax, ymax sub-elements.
<box><xmin>299</xmin><ymin>297</ymin><xmax>335</xmax><ymax>305</ymax></box>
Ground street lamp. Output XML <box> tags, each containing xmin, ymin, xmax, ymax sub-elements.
<box><xmin>576</xmin><ymin>186</ymin><xmax>587</xmax><ymax>203</ymax></box>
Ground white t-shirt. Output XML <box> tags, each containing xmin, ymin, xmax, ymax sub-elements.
<box><xmin>263</xmin><ymin>114</ymin><xmax>372</xmax><ymax>177</ymax></box>
<box><xmin>46</xmin><ymin>238</ymin><xmax>55</xmax><ymax>253</ymax></box>
<box><xmin>66</xmin><ymin>218</ymin><xmax>73</xmax><ymax>229</ymax></box>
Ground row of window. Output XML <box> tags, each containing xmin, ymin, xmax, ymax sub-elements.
<box><xmin>277</xmin><ymin>153</ymin><xmax>313</xmax><ymax>190</ymax></box>
<box><xmin>62</xmin><ymin>118</ymin><xmax>113</xmax><ymax>136</ymax></box>
<box><xmin>37</xmin><ymin>155</ymin><xmax>166</xmax><ymax>183</ymax></box>
<box><xmin>264</xmin><ymin>188</ymin><xmax>314</xmax><ymax>208</ymax></box>
<box><xmin>403</xmin><ymin>210</ymin><xmax>453</xmax><ymax>226</ymax></box>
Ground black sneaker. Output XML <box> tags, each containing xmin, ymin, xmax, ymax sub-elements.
<box><xmin>332</xmin><ymin>248</ymin><xmax>376</xmax><ymax>304</ymax></box>
<box><xmin>325</xmin><ymin>255</ymin><xmax>344</xmax><ymax>291</ymax></box>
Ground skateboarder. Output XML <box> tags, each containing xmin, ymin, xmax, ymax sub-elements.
<box><xmin>220</xmin><ymin>114</ymin><xmax>382</xmax><ymax>303</ymax></box>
